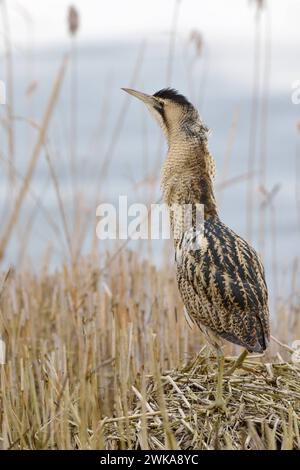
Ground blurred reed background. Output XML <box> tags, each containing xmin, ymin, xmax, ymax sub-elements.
<box><xmin>0</xmin><ymin>0</ymin><xmax>299</xmax><ymax>449</ymax></box>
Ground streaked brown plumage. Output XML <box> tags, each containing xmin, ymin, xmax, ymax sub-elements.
<box><xmin>123</xmin><ymin>86</ymin><xmax>270</xmax><ymax>408</ymax></box>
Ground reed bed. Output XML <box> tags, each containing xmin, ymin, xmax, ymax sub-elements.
<box><xmin>0</xmin><ymin>250</ymin><xmax>299</xmax><ymax>450</ymax></box>
<box><xmin>0</xmin><ymin>0</ymin><xmax>299</xmax><ymax>452</ymax></box>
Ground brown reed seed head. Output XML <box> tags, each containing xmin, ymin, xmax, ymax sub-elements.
<box><xmin>249</xmin><ymin>0</ymin><xmax>266</xmax><ymax>10</ymax></box>
<box><xmin>189</xmin><ymin>30</ymin><xmax>203</xmax><ymax>57</ymax></box>
<box><xmin>68</xmin><ymin>5</ymin><xmax>79</xmax><ymax>36</ymax></box>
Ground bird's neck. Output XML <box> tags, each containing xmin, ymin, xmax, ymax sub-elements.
<box><xmin>161</xmin><ymin>136</ymin><xmax>218</xmax><ymax>220</ymax></box>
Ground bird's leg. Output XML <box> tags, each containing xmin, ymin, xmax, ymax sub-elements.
<box><xmin>226</xmin><ymin>349</ymin><xmax>248</xmax><ymax>376</ymax></box>
<box><xmin>208</xmin><ymin>347</ymin><xmax>227</xmax><ymax>412</ymax></box>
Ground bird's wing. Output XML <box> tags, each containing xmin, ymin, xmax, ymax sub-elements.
<box><xmin>176</xmin><ymin>218</ymin><xmax>270</xmax><ymax>352</ymax></box>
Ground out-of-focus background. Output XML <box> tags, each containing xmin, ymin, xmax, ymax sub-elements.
<box><xmin>1</xmin><ymin>1</ymin><xmax>300</xmax><ymax>450</ymax></box>
<box><xmin>0</xmin><ymin>0</ymin><xmax>299</xmax><ymax>310</ymax></box>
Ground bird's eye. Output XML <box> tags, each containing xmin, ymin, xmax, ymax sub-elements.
<box><xmin>154</xmin><ymin>101</ymin><xmax>164</xmax><ymax>114</ymax></box>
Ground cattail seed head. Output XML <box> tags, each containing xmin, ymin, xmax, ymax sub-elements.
<box><xmin>68</xmin><ymin>5</ymin><xmax>79</xmax><ymax>36</ymax></box>
<box><xmin>249</xmin><ymin>0</ymin><xmax>266</xmax><ymax>11</ymax></box>
<box><xmin>189</xmin><ymin>30</ymin><xmax>203</xmax><ymax>57</ymax></box>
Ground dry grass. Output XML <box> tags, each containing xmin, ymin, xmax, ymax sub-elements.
<box><xmin>0</xmin><ymin>1</ymin><xmax>299</xmax><ymax>452</ymax></box>
<box><xmin>0</xmin><ymin>250</ymin><xmax>299</xmax><ymax>450</ymax></box>
<box><xmin>104</xmin><ymin>355</ymin><xmax>300</xmax><ymax>450</ymax></box>
<box><xmin>0</xmin><ymin>251</ymin><xmax>189</xmax><ymax>449</ymax></box>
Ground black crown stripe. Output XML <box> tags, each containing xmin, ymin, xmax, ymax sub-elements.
<box><xmin>153</xmin><ymin>88</ymin><xmax>191</xmax><ymax>106</ymax></box>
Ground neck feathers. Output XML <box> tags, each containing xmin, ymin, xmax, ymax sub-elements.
<box><xmin>161</xmin><ymin>136</ymin><xmax>218</xmax><ymax>219</ymax></box>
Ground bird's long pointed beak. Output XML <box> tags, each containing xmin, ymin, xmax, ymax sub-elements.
<box><xmin>121</xmin><ymin>88</ymin><xmax>156</xmax><ymax>106</ymax></box>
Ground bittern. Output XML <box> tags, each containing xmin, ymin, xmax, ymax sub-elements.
<box><xmin>123</xmin><ymin>87</ymin><xmax>270</xmax><ymax>411</ymax></box>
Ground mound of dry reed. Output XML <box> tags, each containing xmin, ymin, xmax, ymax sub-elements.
<box><xmin>103</xmin><ymin>353</ymin><xmax>300</xmax><ymax>450</ymax></box>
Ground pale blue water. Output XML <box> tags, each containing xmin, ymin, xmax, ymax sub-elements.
<box><xmin>0</xmin><ymin>39</ymin><xmax>299</xmax><ymax>306</ymax></box>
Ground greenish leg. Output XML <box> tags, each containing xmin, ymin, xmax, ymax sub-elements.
<box><xmin>208</xmin><ymin>348</ymin><xmax>227</xmax><ymax>412</ymax></box>
<box><xmin>226</xmin><ymin>349</ymin><xmax>248</xmax><ymax>376</ymax></box>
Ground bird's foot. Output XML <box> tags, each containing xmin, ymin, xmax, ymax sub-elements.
<box><xmin>207</xmin><ymin>396</ymin><xmax>228</xmax><ymax>414</ymax></box>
